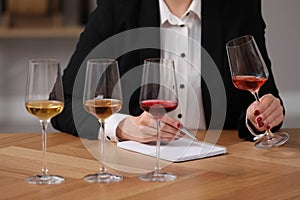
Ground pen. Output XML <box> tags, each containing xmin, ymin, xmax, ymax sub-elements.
<box><xmin>179</xmin><ymin>126</ymin><xmax>199</xmax><ymax>141</ymax></box>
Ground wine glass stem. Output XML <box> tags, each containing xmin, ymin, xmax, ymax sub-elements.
<box><xmin>252</xmin><ymin>91</ymin><xmax>261</xmax><ymax>103</ymax></box>
<box><xmin>252</xmin><ymin>92</ymin><xmax>274</xmax><ymax>138</ymax></box>
<box><xmin>154</xmin><ymin>119</ymin><xmax>161</xmax><ymax>175</ymax></box>
<box><xmin>39</xmin><ymin>120</ymin><xmax>49</xmax><ymax>176</ymax></box>
<box><xmin>98</xmin><ymin>120</ymin><xmax>106</xmax><ymax>174</ymax></box>
<box><xmin>265</xmin><ymin>129</ymin><xmax>274</xmax><ymax>138</ymax></box>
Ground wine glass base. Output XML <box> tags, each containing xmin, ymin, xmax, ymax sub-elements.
<box><xmin>272</xmin><ymin>132</ymin><xmax>289</xmax><ymax>147</ymax></box>
<box><xmin>139</xmin><ymin>171</ymin><xmax>177</xmax><ymax>182</ymax></box>
<box><xmin>255</xmin><ymin>131</ymin><xmax>290</xmax><ymax>149</ymax></box>
<box><xmin>83</xmin><ymin>173</ymin><xmax>123</xmax><ymax>183</ymax></box>
<box><xmin>25</xmin><ymin>174</ymin><xmax>65</xmax><ymax>184</ymax></box>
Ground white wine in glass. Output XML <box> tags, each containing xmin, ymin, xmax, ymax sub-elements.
<box><xmin>83</xmin><ymin>59</ymin><xmax>123</xmax><ymax>183</ymax></box>
<box><xmin>25</xmin><ymin>59</ymin><xmax>65</xmax><ymax>184</ymax></box>
<box><xmin>226</xmin><ymin>35</ymin><xmax>289</xmax><ymax>149</ymax></box>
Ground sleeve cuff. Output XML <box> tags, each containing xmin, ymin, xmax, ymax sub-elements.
<box><xmin>104</xmin><ymin>113</ymin><xmax>128</xmax><ymax>142</ymax></box>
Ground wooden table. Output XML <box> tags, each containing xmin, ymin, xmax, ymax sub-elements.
<box><xmin>0</xmin><ymin>129</ymin><xmax>299</xmax><ymax>200</ymax></box>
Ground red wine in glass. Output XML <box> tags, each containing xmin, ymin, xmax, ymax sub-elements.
<box><xmin>139</xmin><ymin>58</ymin><xmax>178</xmax><ymax>181</ymax></box>
<box><xmin>140</xmin><ymin>100</ymin><xmax>178</xmax><ymax>119</ymax></box>
<box><xmin>226</xmin><ymin>35</ymin><xmax>289</xmax><ymax>149</ymax></box>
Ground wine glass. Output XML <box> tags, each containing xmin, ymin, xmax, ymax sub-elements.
<box><xmin>226</xmin><ymin>35</ymin><xmax>289</xmax><ymax>149</ymax></box>
<box><xmin>25</xmin><ymin>59</ymin><xmax>65</xmax><ymax>184</ymax></box>
<box><xmin>139</xmin><ymin>58</ymin><xmax>178</xmax><ymax>181</ymax></box>
<box><xmin>83</xmin><ymin>59</ymin><xmax>123</xmax><ymax>183</ymax></box>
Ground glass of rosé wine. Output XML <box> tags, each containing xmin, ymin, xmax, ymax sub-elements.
<box><xmin>226</xmin><ymin>35</ymin><xmax>289</xmax><ymax>149</ymax></box>
<box><xmin>139</xmin><ymin>58</ymin><xmax>178</xmax><ymax>181</ymax></box>
<box><xmin>83</xmin><ymin>59</ymin><xmax>123</xmax><ymax>183</ymax></box>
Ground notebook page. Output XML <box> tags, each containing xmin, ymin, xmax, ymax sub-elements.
<box><xmin>117</xmin><ymin>137</ymin><xmax>227</xmax><ymax>162</ymax></box>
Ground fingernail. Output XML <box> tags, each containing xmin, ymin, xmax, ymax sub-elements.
<box><xmin>257</xmin><ymin>117</ymin><xmax>262</xmax><ymax>123</ymax></box>
<box><xmin>177</xmin><ymin>123</ymin><xmax>182</xmax><ymax>129</ymax></box>
<box><xmin>259</xmin><ymin>122</ymin><xmax>264</xmax><ymax>127</ymax></box>
<box><xmin>266</xmin><ymin>125</ymin><xmax>270</xmax><ymax>130</ymax></box>
<box><xmin>254</xmin><ymin>110</ymin><xmax>260</xmax><ymax>116</ymax></box>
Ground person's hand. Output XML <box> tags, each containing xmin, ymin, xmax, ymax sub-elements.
<box><xmin>116</xmin><ymin>111</ymin><xmax>184</xmax><ymax>143</ymax></box>
<box><xmin>246</xmin><ymin>94</ymin><xmax>284</xmax><ymax>131</ymax></box>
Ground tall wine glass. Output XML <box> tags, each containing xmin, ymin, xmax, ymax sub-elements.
<box><xmin>139</xmin><ymin>58</ymin><xmax>178</xmax><ymax>181</ymax></box>
<box><xmin>25</xmin><ymin>59</ymin><xmax>65</xmax><ymax>184</ymax></box>
<box><xmin>83</xmin><ymin>59</ymin><xmax>123</xmax><ymax>183</ymax></box>
<box><xmin>226</xmin><ymin>35</ymin><xmax>289</xmax><ymax>149</ymax></box>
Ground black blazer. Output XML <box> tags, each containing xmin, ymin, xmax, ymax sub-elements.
<box><xmin>51</xmin><ymin>0</ymin><xmax>283</xmax><ymax>140</ymax></box>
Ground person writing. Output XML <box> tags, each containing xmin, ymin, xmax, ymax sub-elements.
<box><xmin>51</xmin><ymin>0</ymin><xmax>285</xmax><ymax>143</ymax></box>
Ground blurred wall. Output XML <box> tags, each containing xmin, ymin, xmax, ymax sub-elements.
<box><xmin>263</xmin><ymin>0</ymin><xmax>300</xmax><ymax>127</ymax></box>
<box><xmin>0</xmin><ymin>0</ymin><xmax>299</xmax><ymax>133</ymax></box>
<box><xmin>0</xmin><ymin>0</ymin><xmax>90</xmax><ymax>132</ymax></box>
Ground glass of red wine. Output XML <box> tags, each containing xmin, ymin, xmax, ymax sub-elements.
<box><xmin>226</xmin><ymin>35</ymin><xmax>289</xmax><ymax>149</ymax></box>
<box><xmin>139</xmin><ymin>58</ymin><xmax>178</xmax><ymax>181</ymax></box>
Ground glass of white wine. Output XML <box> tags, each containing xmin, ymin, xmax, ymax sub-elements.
<box><xmin>25</xmin><ymin>59</ymin><xmax>65</xmax><ymax>184</ymax></box>
<box><xmin>83</xmin><ymin>59</ymin><xmax>123</xmax><ymax>183</ymax></box>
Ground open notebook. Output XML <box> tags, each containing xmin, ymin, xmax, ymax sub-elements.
<box><xmin>117</xmin><ymin>137</ymin><xmax>227</xmax><ymax>162</ymax></box>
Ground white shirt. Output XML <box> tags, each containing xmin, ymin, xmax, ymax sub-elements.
<box><xmin>159</xmin><ymin>0</ymin><xmax>206</xmax><ymax>130</ymax></box>
<box><xmin>105</xmin><ymin>0</ymin><xmax>205</xmax><ymax>142</ymax></box>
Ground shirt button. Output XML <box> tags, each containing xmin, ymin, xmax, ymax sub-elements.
<box><xmin>180</xmin><ymin>84</ymin><xmax>185</xmax><ymax>89</ymax></box>
<box><xmin>177</xmin><ymin>114</ymin><xmax>182</xmax><ymax>119</ymax></box>
<box><xmin>181</xmin><ymin>53</ymin><xmax>186</xmax><ymax>58</ymax></box>
<box><xmin>180</xmin><ymin>24</ymin><xmax>185</xmax><ymax>27</ymax></box>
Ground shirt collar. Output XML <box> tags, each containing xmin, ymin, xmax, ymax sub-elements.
<box><xmin>159</xmin><ymin>0</ymin><xmax>201</xmax><ymax>25</ymax></box>
<box><xmin>189</xmin><ymin>0</ymin><xmax>201</xmax><ymax>20</ymax></box>
<box><xmin>159</xmin><ymin>0</ymin><xmax>172</xmax><ymax>25</ymax></box>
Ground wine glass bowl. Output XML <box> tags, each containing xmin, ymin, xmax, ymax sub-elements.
<box><xmin>232</xmin><ymin>76</ymin><xmax>267</xmax><ymax>94</ymax></box>
<box><xmin>84</xmin><ymin>98</ymin><xmax>122</xmax><ymax>120</ymax></box>
<box><xmin>226</xmin><ymin>35</ymin><xmax>289</xmax><ymax>149</ymax></box>
<box><xmin>25</xmin><ymin>59</ymin><xmax>65</xmax><ymax>184</ymax></box>
<box><xmin>139</xmin><ymin>58</ymin><xmax>178</xmax><ymax>181</ymax></box>
<box><xmin>26</xmin><ymin>100</ymin><xmax>64</xmax><ymax>120</ymax></box>
<box><xmin>140</xmin><ymin>99</ymin><xmax>178</xmax><ymax>120</ymax></box>
<box><xmin>83</xmin><ymin>59</ymin><xmax>123</xmax><ymax>183</ymax></box>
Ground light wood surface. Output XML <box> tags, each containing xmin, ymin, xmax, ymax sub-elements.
<box><xmin>0</xmin><ymin>129</ymin><xmax>299</xmax><ymax>200</ymax></box>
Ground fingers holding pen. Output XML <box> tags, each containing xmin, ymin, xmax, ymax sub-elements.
<box><xmin>117</xmin><ymin>112</ymin><xmax>183</xmax><ymax>143</ymax></box>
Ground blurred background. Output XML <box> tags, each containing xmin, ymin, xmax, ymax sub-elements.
<box><xmin>0</xmin><ymin>0</ymin><xmax>299</xmax><ymax>133</ymax></box>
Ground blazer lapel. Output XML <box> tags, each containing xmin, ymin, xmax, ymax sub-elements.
<box><xmin>201</xmin><ymin>0</ymin><xmax>225</xmax><ymax>128</ymax></box>
<box><xmin>201</xmin><ymin>0</ymin><xmax>223</xmax><ymax>69</ymax></box>
<box><xmin>138</xmin><ymin>0</ymin><xmax>161</xmax><ymax>63</ymax></box>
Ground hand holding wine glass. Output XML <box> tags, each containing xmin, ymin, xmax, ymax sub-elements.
<box><xmin>246</xmin><ymin>93</ymin><xmax>284</xmax><ymax>133</ymax></box>
<box><xmin>139</xmin><ymin>58</ymin><xmax>178</xmax><ymax>181</ymax></box>
<box><xmin>83</xmin><ymin>59</ymin><xmax>123</xmax><ymax>183</ymax></box>
<box><xmin>25</xmin><ymin>59</ymin><xmax>64</xmax><ymax>184</ymax></box>
<box><xmin>226</xmin><ymin>35</ymin><xmax>289</xmax><ymax>149</ymax></box>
